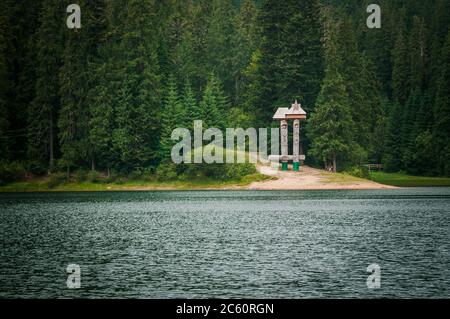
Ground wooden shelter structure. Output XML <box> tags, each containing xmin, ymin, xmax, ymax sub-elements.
<box><xmin>272</xmin><ymin>100</ymin><xmax>306</xmax><ymax>171</ymax></box>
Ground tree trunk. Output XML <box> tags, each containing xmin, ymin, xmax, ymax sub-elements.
<box><xmin>332</xmin><ymin>154</ymin><xmax>337</xmax><ymax>173</ymax></box>
<box><xmin>49</xmin><ymin>113</ymin><xmax>54</xmax><ymax>172</ymax></box>
<box><xmin>91</xmin><ymin>155</ymin><xmax>95</xmax><ymax>171</ymax></box>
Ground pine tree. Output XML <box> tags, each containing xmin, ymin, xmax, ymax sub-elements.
<box><xmin>87</xmin><ymin>0</ymin><xmax>125</xmax><ymax>174</ymax></box>
<box><xmin>384</xmin><ymin>101</ymin><xmax>404</xmax><ymax>172</ymax></box>
<box><xmin>183</xmin><ymin>80</ymin><xmax>200</xmax><ymax>128</ymax></box>
<box><xmin>254</xmin><ymin>0</ymin><xmax>324</xmax><ymax>125</ymax></box>
<box><xmin>159</xmin><ymin>75</ymin><xmax>185</xmax><ymax>162</ymax></box>
<box><xmin>433</xmin><ymin>29</ymin><xmax>450</xmax><ymax>176</ymax></box>
<box><xmin>360</xmin><ymin>55</ymin><xmax>385</xmax><ymax>163</ymax></box>
<box><xmin>307</xmin><ymin>15</ymin><xmax>362</xmax><ymax>172</ymax></box>
<box><xmin>385</xmin><ymin>27</ymin><xmax>410</xmax><ymax>172</ymax></box>
<box><xmin>307</xmin><ymin>69</ymin><xmax>356</xmax><ymax>172</ymax></box>
<box><xmin>164</xmin><ymin>0</ymin><xmax>196</xmax><ymax>82</ymax></box>
<box><xmin>209</xmin><ymin>74</ymin><xmax>230</xmax><ymax>114</ymax></box>
<box><xmin>234</xmin><ymin>0</ymin><xmax>259</xmax><ymax>106</ymax></box>
<box><xmin>0</xmin><ymin>3</ymin><xmax>9</xmax><ymax>160</ymax></box>
<box><xmin>335</xmin><ymin>18</ymin><xmax>371</xmax><ymax>152</ymax></box>
<box><xmin>28</xmin><ymin>0</ymin><xmax>65</xmax><ymax>171</ymax></box>
<box><xmin>206</xmin><ymin>0</ymin><xmax>237</xmax><ymax>98</ymax></box>
<box><xmin>59</xmin><ymin>0</ymin><xmax>105</xmax><ymax>173</ymax></box>
<box><xmin>392</xmin><ymin>30</ymin><xmax>410</xmax><ymax>105</ymax></box>
<box><xmin>88</xmin><ymin>62</ymin><xmax>114</xmax><ymax>174</ymax></box>
<box><xmin>112</xmin><ymin>0</ymin><xmax>163</xmax><ymax>172</ymax></box>
<box><xmin>199</xmin><ymin>77</ymin><xmax>223</xmax><ymax>130</ymax></box>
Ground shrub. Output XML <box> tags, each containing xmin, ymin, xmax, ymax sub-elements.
<box><xmin>141</xmin><ymin>166</ymin><xmax>155</xmax><ymax>180</ymax></box>
<box><xmin>128</xmin><ymin>169</ymin><xmax>143</xmax><ymax>181</ymax></box>
<box><xmin>47</xmin><ymin>172</ymin><xmax>68</xmax><ymax>188</ymax></box>
<box><xmin>156</xmin><ymin>163</ymin><xmax>178</xmax><ymax>181</ymax></box>
<box><xmin>183</xmin><ymin>162</ymin><xmax>256</xmax><ymax>181</ymax></box>
<box><xmin>347</xmin><ymin>166</ymin><xmax>370</xmax><ymax>179</ymax></box>
<box><xmin>225</xmin><ymin>163</ymin><xmax>256</xmax><ymax>180</ymax></box>
<box><xmin>115</xmin><ymin>177</ymin><xmax>128</xmax><ymax>185</ymax></box>
<box><xmin>86</xmin><ymin>170</ymin><xmax>101</xmax><ymax>183</ymax></box>
<box><xmin>0</xmin><ymin>162</ymin><xmax>27</xmax><ymax>185</ymax></box>
<box><xmin>101</xmin><ymin>174</ymin><xmax>116</xmax><ymax>184</ymax></box>
<box><xmin>26</xmin><ymin>161</ymin><xmax>47</xmax><ymax>176</ymax></box>
<box><xmin>73</xmin><ymin>169</ymin><xmax>88</xmax><ymax>183</ymax></box>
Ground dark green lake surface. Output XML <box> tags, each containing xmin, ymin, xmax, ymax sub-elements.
<box><xmin>1</xmin><ymin>188</ymin><xmax>449</xmax><ymax>298</ymax></box>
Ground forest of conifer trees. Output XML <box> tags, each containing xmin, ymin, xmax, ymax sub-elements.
<box><xmin>0</xmin><ymin>0</ymin><xmax>449</xmax><ymax>184</ymax></box>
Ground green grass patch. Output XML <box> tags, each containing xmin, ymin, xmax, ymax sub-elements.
<box><xmin>370</xmin><ymin>171</ymin><xmax>450</xmax><ymax>187</ymax></box>
<box><xmin>324</xmin><ymin>172</ymin><xmax>369</xmax><ymax>184</ymax></box>
<box><xmin>0</xmin><ymin>173</ymin><xmax>272</xmax><ymax>192</ymax></box>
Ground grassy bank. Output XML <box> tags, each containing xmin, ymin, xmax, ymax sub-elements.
<box><xmin>0</xmin><ymin>173</ymin><xmax>272</xmax><ymax>192</ymax></box>
<box><xmin>370</xmin><ymin>171</ymin><xmax>450</xmax><ymax>187</ymax></box>
<box><xmin>325</xmin><ymin>171</ymin><xmax>371</xmax><ymax>184</ymax></box>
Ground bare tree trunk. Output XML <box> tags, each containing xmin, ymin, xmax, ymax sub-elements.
<box><xmin>91</xmin><ymin>155</ymin><xmax>95</xmax><ymax>172</ymax></box>
<box><xmin>332</xmin><ymin>154</ymin><xmax>337</xmax><ymax>173</ymax></box>
<box><xmin>49</xmin><ymin>113</ymin><xmax>54</xmax><ymax>172</ymax></box>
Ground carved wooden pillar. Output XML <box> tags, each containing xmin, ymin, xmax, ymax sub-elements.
<box><xmin>281</xmin><ymin>120</ymin><xmax>288</xmax><ymax>171</ymax></box>
<box><xmin>293</xmin><ymin>119</ymin><xmax>300</xmax><ymax>171</ymax></box>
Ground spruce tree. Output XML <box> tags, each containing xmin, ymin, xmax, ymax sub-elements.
<box><xmin>206</xmin><ymin>0</ymin><xmax>237</xmax><ymax>98</ymax></box>
<box><xmin>59</xmin><ymin>0</ymin><xmax>105</xmax><ymax>173</ymax></box>
<box><xmin>255</xmin><ymin>0</ymin><xmax>324</xmax><ymax>125</ymax></box>
<box><xmin>0</xmin><ymin>6</ymin><xmax>9</xmax><ymax>160</ymax></box>
<box><xmin>335</xmin><ymin>18</ymin><xmax>371</xmax><ymax>151</ymax></box>
<box><xmin>307</xmin><ymin>69</ymin><xmax>356</xmax><ymax>172</ymax></box>
<box><xmin>87</xmin><ymin>0</ymin><xmax>124</xmax><ymax>173</ymax></box>
<box><xmin>159</xmin><ymin>75</ymin><xmax>185</xmax><ymax>162</ymax></box>
<box><xmin>392</xmin><ymin>30</ymin><xmax>410</xmax><ymax>106</ymax></box>
<box><xmin>433</xmin><ymin>29</ymin><xmax>450</xmax><ymax>176</ymax></box>
<box><xmin>88</xmin><ymin>63</ymin><xmax>114</xmax><ymax>174</ymax></box>
<box><xmin>28</xmin><ymin>0</ymin><xmax>65</xmax><ymax>171</ymax></box>
<box><xmin>112</xmin><ymin>0</ymin><xmax>163</xmax><ymax>171</ymax></box>
<box><xmin>183</xmin><ymin>80</ymin><xmax>200</xmax><ymax>128</ymax></box>
<box><xmin>199</xmin><ymin>77</ymin><xmax>223</xmax><ymax>130</ymax></box>
<box><xmin>234</xmin><ymin>0</ymin><xmax>259</xmax><ymax>106</ymax></box>
<box><xmin>307</xmin><ymin>16</ymin><xmax>361</xmax><ymax>172</ymax></box>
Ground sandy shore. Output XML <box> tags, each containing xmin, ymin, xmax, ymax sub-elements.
<box><xmin>247</xmin><ymin>165</ymin><xmax>397</xmax><ymax>190</ymax></box>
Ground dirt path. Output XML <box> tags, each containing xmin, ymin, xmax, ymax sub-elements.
<box><xmin>248</xmin><ymin>165</ymin><xmax>397</xmax><ymax>190</ymax></box>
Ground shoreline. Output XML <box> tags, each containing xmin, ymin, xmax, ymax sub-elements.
<box><xmin>2</xmin><ymin>166</ymin><xmax>450</xmax><ymax>192</ymax></box>
<box><xmin>247</xmin><ymin>165</ymin><xmax>398</xmax><ymax>190</ymax></box>
<box><xmin>0</xmin><ymin>166</ymin><xmax>396</xmax><ymax>192</ymax></box>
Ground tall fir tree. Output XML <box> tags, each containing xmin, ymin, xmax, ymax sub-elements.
<box><xmin>307</xmin><ymin>17</ymin><xmax>358</xmax><ymax>172</ymax></box>
<box><xmin>112</xmin><ymin>0</ymin><xmax>163</xmax><ymax>172</ymax></box>
<box><xmin>6</xmin><ymin>0</ymin><xmax>41</xmax><ymax>160</ymax></box>
<box><xmin>199</xmin><ymin>76</ymin><xmax>224</xmax><ymax>130</ymax></box>
<box><xmin>254</xmin><ymin>0</ymin><xmax>324</xmax><ymax>126</ymax></box>
<box><xmin>206</xmin><ymin>0</ymin><xmax>238</xmax><ymax>99</ymax></box>
<box><xmin>159</xmin><ymin>75</ymin><xmax>186</xmax><ymax>162</ymax></box>
<box><xmin>28</xmin><ymin>0</ymin><xmax>65</xmax><ymax>171</ymax></box>
<box><xmin>307</xmin><ymin>69</ymin><xmax>356</xmax><ymax>172</ymax></box>
<box><xmin>59</xmin><ymin>0</ymin><xmax>104</xmax><ymax>173</ymax></box>
<box><xmin>391</xmin><ymin>29</ymin><xmax>410</xmax><ymax>106</ymax></box>
<box><xmin>234</xmin><ymin>0</ymin><xmax>259</xmax><ymax>106</ymax></box>
<box><xmin>433</xmin><ymin>29</ymin><xmax>450</xmax><ymax>176</ymax></box>
<box><xmin>183</xmin><ymin>80</ymin><xmax>200</xmax><ymax>128</ymax></box>
<box><xmin>335</xmin><ymin>18</ymin><xmax>371</xmax><ymax>154</ymax></box>
<box><xmin>0</xmin><ymin>4</ymin><xmax>9</xmax><ymax>160</ymax></box>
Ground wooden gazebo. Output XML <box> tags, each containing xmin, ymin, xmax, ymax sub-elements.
<box><xmin>272</xmin><ymin>100</ymin><xmax>306</xmax><ymax>171</ymax></box>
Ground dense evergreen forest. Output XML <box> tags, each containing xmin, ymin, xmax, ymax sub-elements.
<box><xmin>0</xmin><ymin>0</ymin><xmax>449</xmax><ymax>183</ymax></box>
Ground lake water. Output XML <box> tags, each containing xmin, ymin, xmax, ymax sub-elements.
<box><xmin>0</xmin><ymin>188</ymin><xmax>449</xmax><ymax>298</ymax></box>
